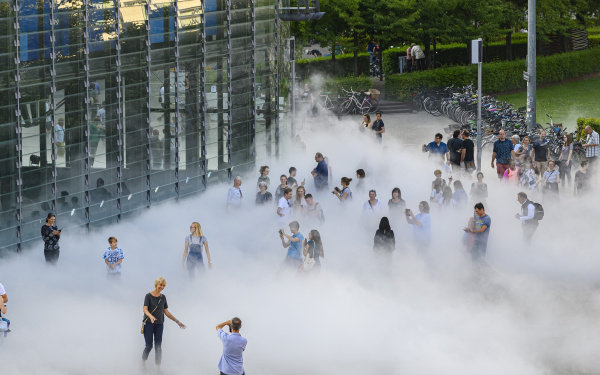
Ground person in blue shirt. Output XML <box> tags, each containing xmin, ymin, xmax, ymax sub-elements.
<box><xmin>279</xmin><ymin>221</ymin><xmax>304</xmax><ymax>269</ymax></box>
<box><xmin>216</xmin><ymin>317</ymin><xmax>247</xmax><ymax>375</ymax></box>
<box><xmin>311</xmin><ymin>152</ymin><xmax>329</xmax><ymax>191</ymax></box>
<box><xmin>103</xmin><ymin>236</ymin><xmax>124</xmax><ymax>279</ymax></box>
<box><xmin>452</xmin><ymin>180</ymin><xmax>468</xmax><ymax>207</ymax></box>
<box><xmin>464</xmin><ymin>203</ymin><xmax>491</xmax><ymax>263</ymax></box>
<box><xmin>491</xmin><ymin>129</ymin><xmax>515</xmax><ymax>179</ymax></box>
<box><xmin>406</xmin><ymin>201</ymin><xmax>432</xmax><ymax>249</ymax></box>
<box><xmin>423</xmin><ymin>133</ymin><xmax>450</xmax><ymax>165</ymax></box>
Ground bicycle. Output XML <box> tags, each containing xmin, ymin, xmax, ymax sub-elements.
<box><xmin>315</xmin><ymin>91</ymin><xmax>337</xmax><ymax>112</ymax></box>
<box><xmin>339</xmin><ymin>88</ymin><xmax>378</xmax><ymax>115</ymax></box>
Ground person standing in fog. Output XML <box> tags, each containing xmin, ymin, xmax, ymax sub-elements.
<box><xmin>103</xmin><ymin>236</ymin><xmax>124</xmax><ymax>279</ymax></box>
<box><xmin>371</xmin><ymin>112</ymin><xmax>385</xmax><ymax>143</ymax></box>
<box><xmin>406</xmin><ymin>201</ymin><xmax>431</xmax><ymax>249</ymax></box>
<box><xmin>452</xmin><ymin>181</ymin><xmax>468</xmax><ymax>207</ymax></box>
<box><xmin>470</xmin><ymin>172</ymin><xmax>488</xmax><ymax>204</ymax></box>
<box><xmin>227</xmin><ymin>176</ymin><xmax>243</xmax><ymax>210</ymax></box>
<box><xmin>303</xmin><ymin>194</ymin><xmax>325</xmax><ymax>224</ymax></box>
<box><xmin>558</xmin><ymin>134</ymin><xmax>573</xmax><ymax>187</ymax></box>
<box><xmin>542</xmin><ymin>160</ymin><xmax>560</xmax><ymax>199</ymax></box>
<box><xmin>142</xmin><ymin>277</ymin><xmax>186</xmax><ymax>371</ymax></box>
<box><xmin>41</xmin><ymin>213</ymin><xmax>61</xmax><ymax>264</ymax></box>
<box><xmin>287</xmin><ymin>167</ymin><xmax>304</xmax><ymax>189</ymax></box>
<box><xmin>574</xmin><ymin>160</ymin><xmax>590</xmax><ymax>196</ymax></box>
<box><xmin>216</xmin><ymin>318</ymin><xmax>247</xmax><ymax>375</ymax></box>
<box><xmin>182</xmin><ymin>222</ymin><xmax>212</xmax><ymax>279</ymax></box>
<box><xmin>423</xmin><ymin>133</ymin><xmax>450</xmax><ymax>165</ymax></box>
<box><xmin>274</xmin><ymin>175</ymin><xmax>289</xmax><ymax>202</ymax></box>
<box><xmin>279</xmin><ymin>221</ymin><xmax>304</xmax><ymax>269</ymax></box>
<box><xmin>311</xmin><ymin>152</ymin><xmax>329</xmax><ymax>191</ymax></box>
<box><xmin>460</xmin><ymin>130</ymin><xmax>476</xmax><ymax>174</ymax></box>
<box><xmin>355</xmin><ymin>169</ymin><xmax>366</xmax><ymax>192</ymax></box>
<box><xmin>388</xmin><ymin>187</ymin><xmax>406</xmax><ymax>213</ymax></box>
<box><xmin>491</xmin><ymin>129</ymin><xmax>515</xmax><ymax>179</ymax></box>
<box><xmin>373</xmin><ymin>217</ymin><xmax>395</xmax><ymax>253</ymax></box>
<box><xmin>361</xmin><ymin>189</ymin><xmax>385</xmax><ymax>220</ymax></box>
<box><xmin>515</xmin><ymin>192</ymin><xmax>538</xmax><ymax>243</ymax></box>
<box><xmin>255</xmin><ymin>181</ymin><xmax>272</xmax><ymax>205</ymax></box>
<box><xmin>300</xmin><ymin>230</ymin><xmax>324</xmax><ymax>274</ymax></box>
<box><xmin>277</xmin><ymin>188</ymin><xmax>293</xmax><ymax>222</ymax></box>
<box><xmin>447</xmin><ymin>129</ymin><xmax>463</xmax><ymax>174</ymax></box>
<box><xmin>333</xmin><ymin>177</ymin><xmax>352</xmax><ymax>203</ymax></box>
<box><xmin>464</xmin><ymin>203</ymin><xmax>491</xmax><ymax>263</ymax></box>
<box><xmin>0</xmin><ymin>282</ymin><xmax>7</xmax><ymax>304</ymax></box>
<box><xmin>257</xmin><ymin>166</ymin><xmax>270</xmax><ymax>188</ymax></box>
<box><xmin>293</xmin><ymin>186</ymin><xmax>307</xmax><ymax>210</ymax></box>
<box><xmin>532</xmin><ymin>130</ymin><xmax>550</xmax><ymax>177</ymax></box>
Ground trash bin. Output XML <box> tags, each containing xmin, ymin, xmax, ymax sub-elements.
<box><xmin>398</xmin><ymin>56</ymin><xmax>406</xmax><ymax>74</ymax></box>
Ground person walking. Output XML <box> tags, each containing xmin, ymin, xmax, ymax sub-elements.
<box><xmin>311</xmin><ymin>152</ymin><xmax>329</xmax><ymax>191</ymax></box>
<box><xmin>583</xmin><ymin>125</ymin><xmax>599</xmax><ymax>167</ymax></box>
<box><xmin>514</xmin><ymin>135</ymin><xmax>533</xmax><ymax>165</ymax></box>
<box><xmin>515</xmin><ymin>192</ymin><xmax>538</xmax><ymax>243</ymax></box>
<box><xmin>227</xmin><ymin>177</ymin><xmax>243</xmax><ymax>210</ymax></box>
<box><xmin>447</xmin><ymin>129</ymin><xmax>463</xmax><ymax>175</ymax></box>
<box><xmin>460</xmin><ymin>129</ymin><xmax>476</xmax><ymax>174</ymax></box>
<box><xmin>41</xmin><ymin>213</ymin><xmax>61</xmax><ymax>264</ymax></box>
<box><xmin>182</xmin><ymin>222</ymin><xmax>212</xmax><ymax>279</ymax></box>
<box><xmin>371</xmin><ymin>112</ymin><xmax>385</xmax><ymax>144</ymax></box>
<box><xmin>103</xmin><ymin>236</ymin><xmax>124</xmax><ymax>279</ymax></box>
<box><xmin>423</xmin><ymin>133</ymin><xmax>450</xmax><ymax>165</ymax></box>
<box><xmin>558</xmin><ymin>134</ymin><xmax>573</xmax><ymax>187</ymax></box>
<box><xmin>216</xmin><ymin>318</ymin><xmax>247</xmax><ymax>375</ymax></box>
<box><xmin>574</xmin><ymin>160</ymin><xmax>590</xmax><ymax>196</ymax></box>
<box><xmin>532</xmin><ymin>130</ymin><xmax>550</xmax><ymax>177</ymax></box>
<box><xmin>141</xmin><ymin>277</ymin><xmax>186</xmax><ymax>371</ymax></box>
<box><xmin>518</xmin><ymin>155</ymin><xmax>537</xmax><ymax>190</ymax></box>
<box><xmin>502</xmin><ymin>159</ymin><xmax>519</xmax><ymax>184</ymax></box>
<box><xmin>299</xmin><ymin>230</ymin><xmax>324</xmax><ymax>274</ymax></box>
<box><xmin>373</xmin><ymin>217</ymin><xmax>395</xmax><ymax>253</ymax></box>
<box><xmin>255</xmin><ymin>182</ymin><xmax>273</xmax><ymax>205</ymax></box>
<box><xmin>464</xmin><ymin>203</ymin><xmax>491</xmax><ymax>263</ymax></box>
<box><xmin>491</xmin><ymin>129</ymin><xmax>515</xmax><ymax>179</ymax></box>
<box><xmin>542</xmin><ymin>160</ymin><xmax>560</xmax><ymax>199</ymax></box>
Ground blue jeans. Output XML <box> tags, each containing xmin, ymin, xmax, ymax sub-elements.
<box><xmin>186</xmin><ymin>251</ymin><xmax>205</xmax><ymax>279</ymax></box>
<box><xmin>142</xmin><ymin>322</ymin><xmax>163</xmax><ymax>365</ymax></box>
<box><xmin>471</xmin><ymin>242</ymin><xmax>487</xmax><ymax>262</ymax></box>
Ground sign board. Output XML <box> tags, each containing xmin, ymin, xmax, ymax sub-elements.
<box><xmin>523</xmin><ymin>71</ymin><xmax>529</xmax><ymax>81</ymax></box>
<box><xmin>471</xmin><ymin>39</ymin><xmax>482</xmax><ymax>64</ymax></box>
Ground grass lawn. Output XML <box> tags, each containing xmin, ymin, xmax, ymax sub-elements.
<box><xmin>497</xmin><ymin>75</ymin><xmax>600</xmax><ymax>131</ymax></box>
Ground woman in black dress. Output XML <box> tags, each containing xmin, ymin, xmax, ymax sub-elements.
<box><xmin>373</xmin><ymin>217</ymin><xmax>395</xmax><ymax>253</ymax></box>
<box><xmin>41</xmin><ymin>213</ymin><xmax>61</xmax><ymax>264</ymax></box>
<box><xmin>142</xmin><ymin>277</ymin><xmax>186</xmax><ymax>371</ymax></box>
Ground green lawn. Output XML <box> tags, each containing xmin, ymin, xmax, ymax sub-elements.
<box><xmin>497</xmin><ymin>75</ymin><xmax>600</xmax><ymax>131</ymax></box>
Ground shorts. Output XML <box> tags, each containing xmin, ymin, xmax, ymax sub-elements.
<box><xmin>496</xmin><ymin>163</ymin><xmax>509</xmax><ymax>177</ymax></box>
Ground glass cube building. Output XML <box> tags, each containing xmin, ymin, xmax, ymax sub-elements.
<box><xmin>0</xmin><ymin>0</ymin><xmax>290</xmax><ymax>252</ymax></box>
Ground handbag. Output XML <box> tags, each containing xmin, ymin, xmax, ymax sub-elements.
<box><xmin>141</xmin><ymin>295</ymin><xmax>162</xmax><ymax>334</ymax></box>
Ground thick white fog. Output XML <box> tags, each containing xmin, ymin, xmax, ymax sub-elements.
<box><xmin>1</xmin><ymin>108</ymin><xmax>600</xmax><ymax>375</ymax></box>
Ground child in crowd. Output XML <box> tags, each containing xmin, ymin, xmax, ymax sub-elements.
<box><xmin>430</xmin><ymin>169</ymin><xmax>446</xmax><ymax>203</ymax></box>
<box><xmin>103</xmin><ymin>236</ymin><xmax>124</xmax><ymax>279</ymax></box>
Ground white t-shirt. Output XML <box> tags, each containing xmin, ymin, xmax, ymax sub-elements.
<box><xmin>0</xmin><ymin>283</ymin><xmax>5</xmax><ymax>295</ymax></box>
<box><xmin>362</xmin><ymin>199</ymin><xmax>385</xmax><ymax>217</ymax></box>
<box><xmin>227</xmin><ymin>187</ymin><xmax>242</xmax><ymax>206</ymax></box>
<box><xmin>278</xmin><ymin>197</ymin><xmax>292</xmax><ymax>217</ymax></box>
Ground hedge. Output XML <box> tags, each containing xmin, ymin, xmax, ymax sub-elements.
<box><xmin>302</xmin><ymin>75</ymin><xmax>372</xmax><ymax>97</ymax></box>
<box><xmin>382</xmin><ymin>40</ymin><xmax>528</xmax><ymax>75</ymax></box>
<box><xmin>296</xmin><ymin>53</ymin><xmax>371</xmax><ymax>79</ymax></box>
<box><xmin>576</xmin><ymin>117</ymin><xmax>600</xmax><ymax>139</ymax></box>
<box><xmin>589</xmin><ymin>34</ymin><xmax>600</xmax><ymax>48</ymax></box>
<box><xmin>385</xmin><ymin>47</ymin><xmax>600</xmax><ymax>101</ymax></box>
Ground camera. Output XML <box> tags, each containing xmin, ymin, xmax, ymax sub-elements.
<box><xmin>332</xmin><ymin>186</ymin><xmax>340</xmax><ymax>194</ymax></box>
<box><xmin>404</xmin><ymin>209</ymin><xmax>411</xmax><ymax>216</ymax></box>
<box><xmin>278</xmin><ymin>229</ymin><xmax>283</xmax><ymax>235</ymax></box>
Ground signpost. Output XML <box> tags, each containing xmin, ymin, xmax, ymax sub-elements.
<box><xmin>471</xmin><ymin>38</ymin><xmax>483</xmax><ymax>172</ymax></box>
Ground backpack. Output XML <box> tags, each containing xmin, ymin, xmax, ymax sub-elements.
<box><xmin>532</xmin><ymin>202</ymin><xmax>544</xmax><ymax>221</ymax></box>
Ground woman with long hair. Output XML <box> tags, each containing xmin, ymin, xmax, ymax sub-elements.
<box><xmin>141</xmin><ymin>277</ymin><xmax>186</xmax><ymax>371</ymax></box>
<box><xmin>470</xmin><ymin>172</ymin><xmax>488</xmax><ymax>203</ymax></box>
<box><xmin>388</xmin><ymin>187</ymin><xmax>406</xmax><ymax>212</ymax></box>
<box><xmin>373</xmin><ymin>217</ymin><xmax>395</xmax><ymax>253</ymax></box>
<box><xmin>542</xmin><ymin>160</ymin><xmax>560</xmax><ymax>200</ymax></box>
<box><xmin>518</xmin><ymin>155</ymin><xmax>537</xmax><ymax>190</ymax></box>
<box><xmin>274</xmin><ymin>175</ymin><xmax>288</xmax><ymax>202</ymax></box>
<box><xmin>257</xmin><ymin>165</ymin><xmax>270</xmax><ymax>188</ymax></box>
<box><xmin>360</xmin><ymin>113</ymin><xmax>372</xmax><ymax>132</ymax></box>
<box><xmin>41</xmin><ymin>213</ymin><xmax>61</xmax><ymax>264</ymax></box>
<box><xmin>182</xmin><ymin>222</ymin><xmax>212</xmax><ymax>278</ymax></box>
<box><xmin>438</xmin><ymin>186</ymin><xmax>454</xmax><ymax>210</ymax></box>
<box><xmin>300</xmin><ymin>229</ymin><xmax>324</xmax><ymax>274</ymax></box>
<box><xmin>294</xmin><ymin>185</ymin><xmax>307</xmax><ymax>209</ymax></box>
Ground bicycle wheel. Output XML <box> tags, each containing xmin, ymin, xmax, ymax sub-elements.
<box><xmin>339</xmin><ymin>100</ymin><xmax>354</xmax><ymax>115</ymax></box>
<box><xmin>359</xmin><ymin>98</ymin><xmax>374</xmax><ymax>114</ymax></box>
<box><xmin>413</xmin><ymin>95</ymin><xmax>423</xmax><ymax>111</ymax></box>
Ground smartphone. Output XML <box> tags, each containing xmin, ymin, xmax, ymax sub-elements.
<box><xmin>404</xmin><ymin>209</ymin><xmax>411</xmax><ymax>216</ymax></box>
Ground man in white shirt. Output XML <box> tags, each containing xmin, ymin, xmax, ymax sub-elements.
<box><xmin>277</xmin><ymin>188</ymin><xmax>293</xmax><ymax>223</ymax></box>
<box><xmin>583</xmin><ymin>126</ymin><xmax>599</xmax><ymax>166</ymax></box>
<box><xmin>361</xmin><ymin>189</ymin><xmax>385</xmax><ymax>221</ymax></box>
<box><xmin>515</xmin><ymin>191</ymin><xmax>537</xmax><ymax>243</ymax></box>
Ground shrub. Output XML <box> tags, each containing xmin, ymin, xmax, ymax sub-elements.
<box><xmin>303</xmin><ymin>75</ymin><xmax>372</xmax><ymax>97</ymax></box>
<box><xmin>382</xmin><ymin>40</ymin><xmax>529</xmax><ymax>75</ymax></box>
<box><xmin>385</xmin><ymin>47</ymin><xmax>600</xmax><ymax>101</ymax></box>
<box><xmin>576</xmin><ymin>117</ymin><xmax>600</xmax><ymax>139</ymax></box>
<box><xmin>296</xmin><ymin>53</ymin><xmax>371</xmax><ymax>78</ymax></box>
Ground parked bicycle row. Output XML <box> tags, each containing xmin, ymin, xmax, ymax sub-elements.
<box><xmin>299</xmin><ymin>84</ymin><xmax>380</xmax><ymax>116</ymax></box>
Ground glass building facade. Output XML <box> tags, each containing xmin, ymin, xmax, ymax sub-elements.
<box><xmin>0</xmin><ymin>0</ymin><xmax>289</xmax><ymax>252</ymax></box>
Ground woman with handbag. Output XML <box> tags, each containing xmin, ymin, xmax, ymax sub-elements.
<box><xmin>299</xmin><ymin>230</ymin><xmax>324</xmax><ymax>274</ymax></box>
<box><xmin>542</xmin><ymin>160</ymin><xmax>560</xmax><ymax>200</ymax></box>
<box><xmin>141</xmin><ymin>277</ymin><xmax>186</xmax><ymax>371</ymax></box>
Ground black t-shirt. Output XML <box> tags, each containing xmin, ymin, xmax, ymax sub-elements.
<box><xmin>533</xmin><ymin>140</ymin><xmax>549</xmax><ymax>161</ymax></box>
<box><xmin>461</xmin><ymin>139</ymin><xmax>475</xmax><ymax>162</ymax></box>
<box><xmin>447</xmin><ymin>137</ymin><xmax>463</xmax><ymax>165</ymax></box>
<box><xmin>143</xmin><ymin>293</ymin><xmax>168</xmax><ymax>324</ymax></box>
<box><xmin>372</xmin><ymin>120</ymin><xmax>384</xmax><ymax>138</ymax></box>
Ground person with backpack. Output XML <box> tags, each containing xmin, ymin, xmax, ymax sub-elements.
<box><xmin>515</xmin><ymin>191</ymin><xmax>542</xmax><ymax>243</ymax></box>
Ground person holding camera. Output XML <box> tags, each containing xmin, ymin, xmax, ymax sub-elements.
<box><xmin>279</xmin><ymin>221</ymin><xmax>304</xmax><ymax>269</ymax></box>
<box><xmin>405</xmin><ymin>201</ymin><xmax>431</xmax><ymax>249</ymax></box>
<box><xmin>332</xmin><ymin>177</ymin><xmax>353</xmax><ymax>203</ymax></box>
<box><xmin>41</xmin><ymin>213</ymin><xmax>61</xmax><ymax>264</ymax></box>
<box><xmin>216</xmin><ymin>318</ymin><xmax>247</xmax><ymax>375</ymax></box>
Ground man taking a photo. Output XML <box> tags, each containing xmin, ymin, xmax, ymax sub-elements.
<box><xmin>216</xmin><ymin>317</ymin><xmax>247</xmax><ymax>375</ymax></box>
